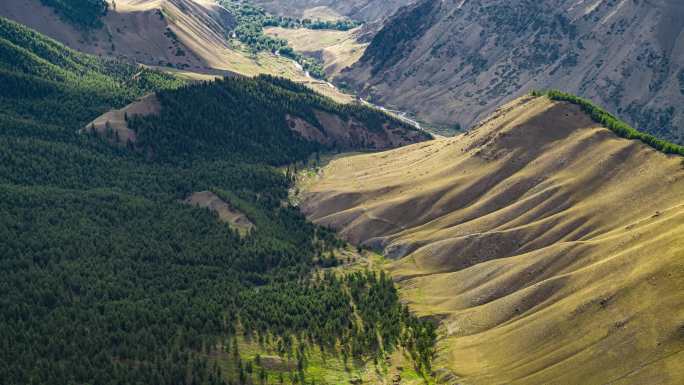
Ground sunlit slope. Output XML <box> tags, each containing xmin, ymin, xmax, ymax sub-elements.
<box><xmin>301</xmin><ymin>95</ymin><xmax>684</xmax><ymax>384</ymax></box>
<box><xmin>264</xmin><ymin>26</ymin><xmax>367</xmax><ymax>79</ymax></box>
<box><xmin>0</xmin><ymin>0</ymin><xmax>342</xmax><ymax>95</ymax></box>
<box><xmin>0</xmin><ymin>0</ymin><xmax>234</xmax><ymax>70</ymax></box>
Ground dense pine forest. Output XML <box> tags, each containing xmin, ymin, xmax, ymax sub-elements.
<box><xmin>129</xmin><ymin>74</ymin><xmax>421</xmax><ymax>164</ymax></box>
<box><xmin>0</xmin><ymin>16</ymin><xmax>436</xmax><ymax>385</ymax></box>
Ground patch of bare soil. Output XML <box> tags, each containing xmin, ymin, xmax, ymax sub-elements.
<box><xmin>81</xmin><ymin>93</ymin><xmax>160</xmax><ymax>146</ymax></box>
<box><xmin>183</xmin><ymin>191</ymin><xmax>255</xmax><ymax>235</ymax></box>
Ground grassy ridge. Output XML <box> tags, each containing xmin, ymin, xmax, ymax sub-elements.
<box><xmin>535</xmin><ymin>90</ymin><xmax>684</xmax><ymax>156</ymax></box>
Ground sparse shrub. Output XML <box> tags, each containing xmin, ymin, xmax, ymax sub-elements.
<box><xmin>39</xmin><ymin>0</ymin><xmax>108</xmax><ymax>29</ymax></box>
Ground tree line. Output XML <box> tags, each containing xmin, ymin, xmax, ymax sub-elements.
<box><xmin>129</xmin><ymin>74</ymin><xmax>424</xmax><ymax>165</ymax></box>
<box><xmin>39</xmin><ymin>0</ymin><xmax>109</xmax><ymax>29</ymax></box>
<box><xmin>535</xmin><ymin>90</ymin><xmax>684</xmax><ymax>156</ymax></box>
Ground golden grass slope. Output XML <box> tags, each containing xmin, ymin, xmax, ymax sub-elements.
<box><xmin>300</xmin><ymin>95</ymin><xmax>684</xmax><ymax>384</ymax></box>
<box><xmin>265</xmin><ymin>26</ymin><xmax>367</xmax><ymax>79</ymax></box>
<box><xmin>0</xmin><ymin>0</ymin><xmax>355</xmax><ymax>102</ymax></box>
<box><xmin>0</xmin><ymin>0</ymin><xmax>235</xmax><ymax>71</ymax></box>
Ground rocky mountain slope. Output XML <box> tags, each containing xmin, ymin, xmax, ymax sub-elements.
<box><xmin>300</xmin><ymin>95</ymin><xmax>684</xmax><ymax>384</ymax></box>
<box><xmin>341</xmin><ymin>0</ymin><xmax>684</xmax><ymax>143</ymax></box>
<box><xmin>251</xmin><ymin>0</ymin><xmax>413</xmax><ymax>22</ymax></box>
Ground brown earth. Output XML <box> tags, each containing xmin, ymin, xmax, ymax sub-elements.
<box><xmin>81</xmin><ymin>93</ymin><xmax>161</xmax><ymax>146</ymax></box>
<box><xmin>286</xmin><ymin>109</ymin><xmax>429</xmax><ymax>150</ymax></box>
<box><xmin>0</xmin><ymin>0</ymin><xmax>356</xmax><ymax>102</ymax></box>
<box><xmin>265</xmin><ymin>26</ymin><xmax>367</xmax><ymax>79</ymax></box>
<box><xmin>251</xmin><ymin>0</ymin><xmax>413</xmax><ymax>22</ymax></box>
<box><xmin>300</xmin><ymin>95</ymin><xmax>684</xmax><ymax>384</ymax></box>
<box><xmin>183</xmin><ymin>191</ymin><xmax>254</xmax><ymax>235</ymax></box>
<box><xmin>0</xmin><ymin>0</ymin><xmax>240</xmax><ymax>72</ymax></box>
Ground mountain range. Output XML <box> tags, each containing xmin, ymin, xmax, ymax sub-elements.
<box><xmin>1</xmin><ymin>1</ymin><xmax>683</xmax><ymax>384</ymax></box>
<box><xmin>341</xmin><ymin>0</ymin><xmax>684</xmax><ymax>143</ymax></box>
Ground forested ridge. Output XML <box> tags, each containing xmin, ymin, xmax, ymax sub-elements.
<box><xmin>129</xmin><ymin>74</ymin><xmax>423</xmax><ymax>164</ymax></box>
<box><xmin>0</xmin><ymin>16</ymin><xmax>436</xmax><ymax>385</ymax></box>
<box><xmin>537</xmin><ymin>90</ymin><xmax>684</xmax><ymax>156</ymax></box>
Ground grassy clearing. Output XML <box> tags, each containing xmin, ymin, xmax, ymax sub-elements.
<box><xmin>264</xmin><ymin>27</ymin><xmax>367</xmax><ymax>79</ymax></box>
<box><xmin>205</xmin><ymin>329</ymin><xmax>432</xmax><ymax>384</ymax></box>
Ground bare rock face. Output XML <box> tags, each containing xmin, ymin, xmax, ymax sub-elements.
<box><xmin>341</xmin><ymin>0</ymin><xmax>684</xmax><ymax>143</ymax></box>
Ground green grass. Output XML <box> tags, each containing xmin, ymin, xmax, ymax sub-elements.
<box><xmin>206</xmin><ymin>333</ymin><xmax>369</xmax><ymax>384</ymax></box>
<box><xmin>206</xmin><ymin>332</ymin><xmax>435</xmax><ymax>384</ymax></box>
<box><xmin>533</xmin><ymin>90</ymin><xmax>684</xmax><ymax>156</ymax></box>
<box><xmin>201</xmin><ymin>243</ymin><xmax>438</xmax><ymax>385</ymax></box>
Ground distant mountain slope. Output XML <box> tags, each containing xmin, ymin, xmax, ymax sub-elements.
<box><xmin>0</xmin><ymin>0</ymin><xmax>237</xmax><ymax>71</ymax></box>
<box><xmin>252</xmin><ymin>0</ymin><xmax>413</xmax><ymax>22</ymax></box>
<box><xmin>264</xmin><ymin>26</ymin><xmax>367</xmax><ymax>79</ymax></box>
<box><xmin>301</xmin><ymin>95</ymin><xmax>684</xmax><ymax>384</ymax></box>
<box><xmin>40</xmin><ymin>0</ymin><xmax>109</xmax><ymax>29</ymax></box>
<box><xmin>0</xmin><ymin>0</ymin><xmax>363</xmax><ymax>101</ymax></box>
<box><xmin>341</xmin><ymin>0</ymin><xmax>684</xmax><ymax>143</ymax></box>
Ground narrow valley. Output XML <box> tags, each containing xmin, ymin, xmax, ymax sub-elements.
<box><xmin>1</xmin><ymin>1</ymin><xmax>683</xmax><ymax>384</ymax></box>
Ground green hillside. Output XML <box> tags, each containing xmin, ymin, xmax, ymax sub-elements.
<box><xmin>0</xmin><ymin>16</ymin><xmax>434</xmax><ymax>385</ymax></box>
<box><xmin>130</xmin><ymin>74</ymin><xmax>424</xmax><ymax>164</ymax></box>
